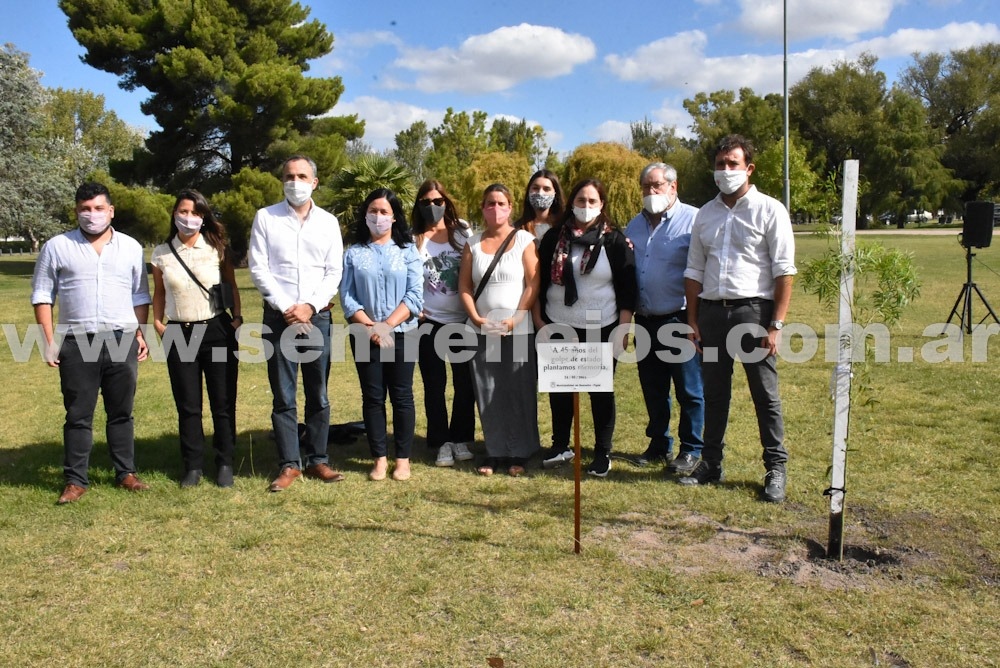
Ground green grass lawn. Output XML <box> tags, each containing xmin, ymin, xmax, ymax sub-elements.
<box><xmin>0</xmin><ymin>234</ymin><xmax>998</xmax><ymax>667</ymax></box>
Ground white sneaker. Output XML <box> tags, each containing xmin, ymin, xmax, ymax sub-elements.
<box><xmin>542</xmin><ymin>448</ymin><xmax>575</xmax><ymax>469</ymax></box>
<box><xmin>436</xmin><ymin>443</ymin><xmax>455</xmax><ymax>467</ymax></box>
<box><xmin>451</xmin><ymin>442</ymin><xmax>474</xmax><ymax>461</ymax></box>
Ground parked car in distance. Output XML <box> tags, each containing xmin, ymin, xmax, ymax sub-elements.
<box><xmin>906</xmin><ymin>210</ymin><xmax>934</xmax><ymax>222</ymax></box>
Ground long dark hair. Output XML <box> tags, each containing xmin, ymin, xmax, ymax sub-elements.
<box><xmin>410</xmin><ymin>179</ymin><xmax>467</xmax><ymax>251</ymax></box>
<box><xmin>556</xmin><ymin>178</ymin><xmax>616</xmax><ymax>233</ymax></box>
<box><xmin>167</xmin><ymin>189</ymin><xmax>228</xmax><ymax>261</ymax></box>
<box><xmin>514</xmin><ymin>169</ymin><xmax>565</xmax><ymax>234</ymax></box>
<box><xmin>353</xmin><ymin>188</ymin><xmax>413</xmax><ymax>248</ymax></box>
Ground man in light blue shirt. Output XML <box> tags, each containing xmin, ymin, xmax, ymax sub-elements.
<box><xmin>31</xmin><ymin>182</ymin><xmax>152</xmax><ymax>504</ymax></box>
<box><xmin>624</xmin><ymin>163</ymin><xmax>704</xmax><ymax>476</ymax></box>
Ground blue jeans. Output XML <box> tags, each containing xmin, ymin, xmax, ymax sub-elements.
<box><xmin>263</xmin><ymin>306</ymin><xmax>332</xmax><ymax>470</ymax></box>
<box><xmin>698</xmin><ymin>299</ymin><xmax>787</xmax><ymax>470</ymax></box>
<box><xmin>351</xmin><ymin>331</ymin><xmax>416</xmax><ymax>459</ymax></box>
<box><xmin>635</xmin><ymin>312</ymin><xmax>704</xmax><ymax>458</ymax></box>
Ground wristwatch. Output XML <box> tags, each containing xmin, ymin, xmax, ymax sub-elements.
<box><xmin>769</xmin><ymin>320</ymin><xmax>784</xmax><ymax>330</ymax></box>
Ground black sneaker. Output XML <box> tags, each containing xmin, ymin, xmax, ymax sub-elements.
<box><xmin>635</xmin><ymin>443</ymin><xmax>669</xmax><ymax>467</ymax></box>
<box><xmin>677</xmin><ymin>460</ymin><xmax>723</xmax><ymax>486</ymax></box>
<box><xmin>666</xmin><ymin>452</ymin><xmax>701</xmax><ymax>476</ymax></box>
<box><xmin>586</xmin><ymin>453</ymin><xmax>611</xmax><ymax>477</ymax></box>
<box><xmin>762</xmin><ymin>468</ymin><xmax>786</xmax><ymax>503</ymax></box>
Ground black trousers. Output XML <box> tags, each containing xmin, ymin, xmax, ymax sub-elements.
<box><xmin>59</xmin><ymin>332</ymin><xmax>139</xmax><ymax>487</ymax></box>
<box><xmin>547</xmin><ymin>322</ymin><xmax>618</xmax><ymax>454</ymax></box>
<box><xmin>417</xmin><ymin>319</ymin><xmax>475</xmax><ymax>449</ymax></box>
<box><xmin>164</xmin><ymin>314</ymin><xmax>238</xmax><ymax>471</ymax></box>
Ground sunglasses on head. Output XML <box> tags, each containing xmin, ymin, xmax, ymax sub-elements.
<box><xmin>419</xmin><ymin>197</ymin><xmax>446</xmax><ymax>207</ymax></box>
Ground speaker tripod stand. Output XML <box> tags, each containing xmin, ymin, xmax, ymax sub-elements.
<box><xmin>943</xmin><ymin>245</ymin><xmax>1000</xmax><ymax>335</ymax></box>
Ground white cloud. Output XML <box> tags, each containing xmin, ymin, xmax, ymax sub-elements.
<box><xmin>392</xmin><ymin>23</ymin><xmax>596</xmax><ymax>93</ymax></box>
<box><xmin>851</xmin><ymin>21</ymin><xmax>1000</xmax><ymax>58</ymax></box>
<box><xmin>605</xmin><ymin>22</ymin><xmax>1000</xmax><ymax>97</ymax></box>
<box><xmin>590</xmin><ymin>120</ymin><xmax>632</xmax><ymax>144</ymax></box>
<box><xmin>738</xmin><ymin>0</ymin><xmax>897</xmax><ymax>41</ymax></box>
<box><xmin>332</xmin><ymin>96</ymin><xmax>443</xmax><ymax>151</ymax></box>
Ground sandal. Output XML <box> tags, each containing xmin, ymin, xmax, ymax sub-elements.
<box><xmin>507</xmin><ymin>458</ymin><xmax>526</xmax><ymax>477</ymax></box>
<box><xmin>476</xmin><ymin>458</ymin><xmax>497</xmax><ymax>477</ymax></box>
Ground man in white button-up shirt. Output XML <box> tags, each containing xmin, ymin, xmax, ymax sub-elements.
<box><xmin>249</xmin><ymin>155</ymin><xmax>346</xmax><ymax>491</ymax></box>
<box><xmin>682</xmin><ymin>135</ymin><xmax>796</xmax><ymax>503</ymax></box>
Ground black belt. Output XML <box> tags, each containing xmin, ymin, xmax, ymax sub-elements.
<box><xmin>637</xmin><ymin>310</ymin><xmax>686</xmax><ymax>321</ymax></box>
<box><xmin>173</xmin><ymin>313</ymin><xmax>225</xmax><ymax>329</ymax></box>
<box><xmin>701</xmin><ymin>297</ymin><xmax>769</xmax><ymax>308</ymax></box>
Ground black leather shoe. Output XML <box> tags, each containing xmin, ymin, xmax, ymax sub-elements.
<box><xmin>635</xmin><ymin>443</ymin><xmax>669</xmax><ymax>467</ymax></box>
<box><xmin>216</xmin><ymin>465</ymin><xmax>234</xmax><ymax>488</ymax></box>
<box><xmin>180</xmin><ymin>470</ymin><xmax>202</xmax><ymax>488</ymax></box>
<box><xmin>762</xmin><ymin>468</ymin><xmax>786</xmax><ymax>503</ymax></box>
<box><xmin>667</xmin><ymin>452</ymin><xmax>701</xmax><ymax>476</ymax></box>
<box><xmin>677</xmin><ymin>460</ymin><xmax>724</xmax><ymax>486</ymax></box>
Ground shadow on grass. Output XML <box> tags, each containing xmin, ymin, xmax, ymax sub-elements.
<box><xmin>0</xmin><ymin>259</ymin><xmax>37</xmax><ymax>278</ymax></box>
<box><xmin>0</xmin><ymin>428</ymin><xmax>290</xmax><ymax>492</ymax></box>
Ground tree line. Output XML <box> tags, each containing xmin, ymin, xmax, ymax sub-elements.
<box><xmin>3</xmin><ymin>0</ymin><xmax>1000</xmax><ymax>253</ymax></box>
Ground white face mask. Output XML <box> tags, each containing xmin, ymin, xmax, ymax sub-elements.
<box><xmin>642</xmin><ymin>194</ymin><xmax>672</xmax><ymax>215</ymax></box>
<box><xmin>714</xmin><ymin>169</ymin><xmax>748</xmax><ymax>196</ymax></box>
<box><xmin>77</xmin><ymin>211</ymin><xmax>111</xmax><ymax>236</ymax></box>
<box><xmin>573</xmin><ymin>207</ymin><xmax>601</xmax><ymax>225</ymax></box>
<box><xmin>284</xmin><ymin>180</ymin><xmax>314</xmax><ymax>206</ymax></box>
<box><xmin>365</xmin><ymin>213</ymin><xmax>394</xmax><ymax>237</ymax></box>
<box><xmin>174</xmin><ymin>214</ymin><xmax>203</xmax><ymax>236</ymax></box>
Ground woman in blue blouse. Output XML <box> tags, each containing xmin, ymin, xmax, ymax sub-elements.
<box><xmin>341</xmin><ymin>188</ymin><xmax>424</xmax><ymax>481</ymax></box>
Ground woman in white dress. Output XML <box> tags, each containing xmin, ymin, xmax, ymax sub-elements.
<box><xmin>459</xmin><ymin>184</ymin><xmax>540</xmax><ymax>476</ymax></box>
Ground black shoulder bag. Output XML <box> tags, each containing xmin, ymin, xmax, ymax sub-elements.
<box><xmin>473</xmin><ymin>229</ymin><xmax>519</xmax><ymax>303</ymax></box>
<box><xmin>168</xmin><ymin>242</ymin><xmax>235</xmax><ymax>313</ymax></box>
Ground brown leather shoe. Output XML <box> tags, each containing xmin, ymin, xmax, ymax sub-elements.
<box><xmin>269</xmin><ymin>466</ymin><xmax>302</xmax><ymax>492</ymax></box>
<box><xmin>303</xmin><ymin>463</ymin><xmax>345</xmax><ymax>483</ymax></box>
<box><xmin>117</xmin><ymin>473</ymin><xmax>150</xmax><ymax>492</ymax></box>
<box><xmin>57</xmin><ymin>484</ymin><xmax>87</xmax><ymax>505</ymax></box>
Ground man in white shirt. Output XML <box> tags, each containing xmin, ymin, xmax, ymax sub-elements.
<box><xmin>31</xmin><ymin>182</ymin><xmax>152</xmax><ymax>504</ymax></box>
<box><xmin>249</xmin><ymin>155</ymin><xmax>345</xmax><ymax>491</ymax></box>
<box><xmin>682</xmin><ymin>135</ymin><xmax>796</xmax><ymax>502</ymax></box>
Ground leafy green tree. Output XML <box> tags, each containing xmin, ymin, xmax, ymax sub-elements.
<box><xmin>328</xmin><ymin>154</ymin><xmax>415</xmax><ymax>236</ymax></box>
<box><xmin>426</xmin><ymin>108</ymin><xmax>490</xmax><ymax>187</ymax></box>
<box><xmin>60</xmin><ymin>0</ymin><xmax>347</xmax><ymax>190</ymax></box>
<box><xmin>901</xmin><ymin>44</ymin><xmax>1000</xmax><ymax>201</ymax></box>
<box><xmin>394</xmin><ymin>121</ymin><xmax>432</xmax><ymax>185</ymax></box>
<box><xmin>106</xmin><ymin>180</ymin><xmax>174</xmax><ymax>245</ymax></box>
<box><xmin>791</xmin><ymin>53</ymin><xmax>960</xmax><ymax>224</ymax></box>
<box><xmin>458</xmin><ymin>151</ymin><xmax>532</xmax><ymax>223</ymax></box>
<box><xmin>0</xmin><ymin>45</ymin><xmax>74</xmax><ymax>251</ymax></box>
<box><xmin>754</xmin><ymin>138</ymin><xmax>822</xmax><ymax>217</ymax></box>
<box><xmin>564</xmin><ymin>142</ymin><xmax>648</xmax><ymax>226</ymax></box>
<box><xmin>211</xmin><ymin>167</ymin><xmax>283</xmax><ymax>261</ymax></box>
<box><xmin>488</xmin><ymin>117</ymin><xmax>546</xmax><ymax>169</ymax></box>
<box><xmin>683</xmin><ymin>88</ymin><xmax>785</xmax><ymax>205</ymax></box>
<box><xmin>629</xmin><ymin>118</ymin><xmax>702</xmax><ymax>203</ymax></box>
<box><xmin>268</xmin><ymin>114</ymin><xmax>364</xmax><ymax>187</ymax></box>
<box><xmin>41</xmin><ymin>88</ymin><xmax>146</xmax><ymax>183</ymax></box>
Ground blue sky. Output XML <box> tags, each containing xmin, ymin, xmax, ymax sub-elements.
<box><xmin>3</xmin><ymin>1</ymin><xmax>999</xmax><ymax>155</ymax></box>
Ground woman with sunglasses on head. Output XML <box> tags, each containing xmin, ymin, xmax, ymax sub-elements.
<box><xmin>459</xmin><ymin>183</ymin><xmax>541</xmax><ymax>477</ymax></box>
<box><xmin>151</xmin><ymin>189</ymin><xmax>242</xmax><ymax>488</ymax></box>
<box><xmin>341</xmin><ymin>188</ymin><xmax>423</xmax><ymax>482</ymax></box>
<box><xmin>514</xmin><ymin>169</ymin><xmax>565</xmax><ymax>240</ymax></box>
<box><xmin>534</xmin><ymin>179</ymin><xmax>636</xmax><ymax>478</ymax></box>
<box><xmin>411</xmin><ymin>179</ymin><xmax>477</xmax><ymax>467</ymax></box>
